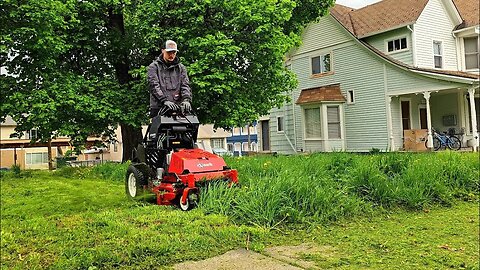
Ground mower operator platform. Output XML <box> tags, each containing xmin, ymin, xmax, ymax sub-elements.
<box><xmin>126</xmin><ymin>108</ymin><xmax>238</xmax><ymax>211</ymax></box>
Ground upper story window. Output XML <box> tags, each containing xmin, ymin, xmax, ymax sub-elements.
<box><xmin>277</xmin><ymin>116</ymin><xmax>284</xmax><ymax>132</ymax></box>
<box><xmin>387</xmin><ymin>37</ymin><xmax>407</xmax><ymax>53</ymax></box>
<box><xmin>24</xmin><ymin>129</ymin><xmax>38</xmax><ymax>140</ymax></box>
<box><xmin>232</xmin><ymin>127</ymin><xmax>241</xmax><ymax>135</ymax></box>
<box><xmin>311</xmin><ymin>53</ymin><xmax>331</xmax><ymax>76</ymax></box>
<box><xmin>464</xmin><ymin>36</ymin><xmax>479</xmax><ymax>70</ymax></box>
<box><xmin>433</xmin><ymin>41</ymin><xmax>443</xmax><ymax>68</ymax></box>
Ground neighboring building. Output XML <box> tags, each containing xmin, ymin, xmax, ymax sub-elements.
<box><xmin>264</xmin><ymin>0</ymin><xmax>479</xmax><ymax>154</ymax></box>
<box><xmin>0</xmin><ymin>117</ymin><xmax>230</xmax><ymax>169</ymax></box>
<box><xmin>227</xmin><ymin>124</ymin><xmax>258</xmax><ymax>156</ymax></box>
<box><xmin>0</xmin><ymin>116</ymin><xmax>122</xmax><ymax>169</ymax></box>
<box><xmin>196</xmin><ymin>124</ymin><xmax>231</xmax><ymax>153</ymax></box>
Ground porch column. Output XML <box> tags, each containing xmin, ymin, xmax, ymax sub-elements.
<box><xmin>386</xmin><ymin>96</ymin><xmax>395</xmax><ymax>151</ymax></box>
<box><xmin>423</xmin><ymin>91</ymin><xmax>433</xmax><ymax>148</ymax></box>
<box><xmin>468</xmin><ymin>88</ymin><xmax>478</xmax><ymax>151</ymax></box>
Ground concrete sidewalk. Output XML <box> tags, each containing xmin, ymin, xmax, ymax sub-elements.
<box><xmin>174</xmin><ymin>243</ymin><xmax>332</xmax><ymax>270</ymax></box>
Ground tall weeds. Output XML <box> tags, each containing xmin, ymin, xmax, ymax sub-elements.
<box><xmin>202</xmin><ymin>152</ymin><xmax>479</xmax><ymax>229</ymax></box>
<box><xmin>51</xmin><ymin>152</ymin><xmax>478</xmax><ymax>229</ymax></box>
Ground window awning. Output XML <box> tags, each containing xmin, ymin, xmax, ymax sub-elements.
<box><xmin>296</xmin><ymin>84</ymin><xmax>346</xmax><ymax>105</ymax></box>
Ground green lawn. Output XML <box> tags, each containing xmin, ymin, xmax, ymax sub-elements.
<box><xmin>1</xmin><ymin>169</ymin><xmax>478</xmax><ymax>269</ymax></box>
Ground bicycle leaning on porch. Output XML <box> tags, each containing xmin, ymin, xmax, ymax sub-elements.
<box><xmin>424</xmin><ymin>128</ymin><xmax>461</xmax><ymax>151</ymax></box>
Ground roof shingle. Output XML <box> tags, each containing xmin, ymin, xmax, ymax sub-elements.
<box><xmin>296</xmin><ymin>84</ymin><xmax>346</xmax><ymax>105</ymax></box>
<box><xmin>453</xmin><ymin>0</ymin><xmax>480</xmax><ymax>28</ymax></box>
<box><xmin>331</xmin><ymin>0</ymin><xmax>478</xmax><ymax>37</ymax></box>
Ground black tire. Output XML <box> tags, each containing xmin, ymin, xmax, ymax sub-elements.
<box><xmin>125</xmin><ymin>165</ymin><xmax>147</xmax><ymax>199</ymax></box>
<box><xmin>447</xmin><ymin>136</ymin><xmax>461</xmax><ymax>150</ymax></box>
<box><xmin>433</xmin><ymin>137</ymin><xmax>441</xmax><ymax>151</ymax></box>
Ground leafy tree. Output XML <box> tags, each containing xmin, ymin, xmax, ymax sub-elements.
<box><xmin>1</xmin><ymin>0</ymin><xmax>334</xmax><ymax>162</ymax></box>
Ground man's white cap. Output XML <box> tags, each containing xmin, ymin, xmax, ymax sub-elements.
<box><xmin>164</xmin><ymin>40</ymin><xmax>178</xmax><ymax>52</ymax></box>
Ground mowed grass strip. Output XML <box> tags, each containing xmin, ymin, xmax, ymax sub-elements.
<box><xmin>1</xmin><ymin>174</ymin><xmax>262</xmax><ymax>269</ymax></box>
<box><xmin>1</xmin><ymin>152</ymin><xmax>478</xmax><ymax>269</ymax></box>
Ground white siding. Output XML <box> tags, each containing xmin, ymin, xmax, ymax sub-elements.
<box><xmin>415</xmin><ymin>0</ymin><xmax>458</xmax><ymax>70</ymax></box>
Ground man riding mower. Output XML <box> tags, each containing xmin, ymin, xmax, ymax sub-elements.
<box><xmin>125</xmin><ymin>106</ymin><xmax>238</xmax><ymax>210</ymax></box>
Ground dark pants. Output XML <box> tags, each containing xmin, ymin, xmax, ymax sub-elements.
<box><xmin>149</xmin><ymin>108</ymin><xmax>160</xmax><ymax>118</ymax></box>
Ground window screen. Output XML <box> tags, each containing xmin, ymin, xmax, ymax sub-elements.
<box><xmin>433</xmin><ymin>41</ymin><xmax>442</xmax><ymax>68</ymax></box>
<box><xmin>327</xmin><ymin>106</ymin><xmax>341</xmax><ymax>139</ymax></box>
<box><xmin>304</xmin><ymin>108</ymin><xmax>321</xmax><ymax>138</ymax></box>
<box><xmin>465</xmin><ymin>37</ymin><xmax>479</xmax><ymax>70</ymax></box>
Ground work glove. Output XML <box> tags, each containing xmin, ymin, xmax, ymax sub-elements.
<box><xmin>164</xmin><ymin>100</ymin><xmax>180</xmax><ymax>111</ymax></box>
<box><xmin>181</xmin><ymin>101</ymin><xmax>192</xmax><ymax>112</ymax></box>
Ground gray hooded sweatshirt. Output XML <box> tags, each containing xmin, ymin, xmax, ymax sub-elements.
<box><xmin>147</xmin><ymin>56</ymin><xmax>192</xmax><ymax>111</ymax></box>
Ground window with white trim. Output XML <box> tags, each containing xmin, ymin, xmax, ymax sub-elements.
<box><xmin>242</xmin><ymin>142</ymin><xmax>249</xmax><ymax>151</ymax></box>
<box><xmin>234</xmin><ymin>142</ymin><xmax>241</xmax><ymax>153</ymax></box>
<box><xmin>464</xmin><ymin>36</ymin><xmax>479</xmax><ymax>70</ymax></box>
<box><xmin>433</xmin><ymin>41</ymin><xmax>443</xmax><ymax>68</ymax></box>
<box><xmin>277</xmin><ymin>116</ymin><xmax>284</xmax><ymax>132</ymax></box>
<box><xmin>327</xmin><ymin>106</ymin><xmax>341</xmax><ymax>139</ymax></box>
<box><xmin>211</xmin><ymin>138</ymin><xmax>224</xmax><ymax>149</ymax></box>
<box><xmin>232</xmin><ymin>127</ymin><xmax>241</xmax><ymax>135</ymax></box>
<box><xmin>250</xmin><ymin>142</ymin><xmax>258</xmax><ymax>151</ymax></box>
<box><xmin>311</xmin><ymin>53</ymin><xmax>331</xmax><ymax>75</ymax></box>
<box><xmin>24</xmin><ymin>129</ymin><xmax>38</xmax><ymax>140</ymax></box>
<box><xmin>304</xmin><ymin>108</ymin><xmax>321</xmax><ymax>139</ymax></box>
<box><xmin>347</xmin><ymin>90</ymin><xmax>355</xmax><ymax>104</ymax></box>
<box><xmin>26</xmin><ymin>152</ymin><xmax>48</xmax><ymax>165</ymax></box>
<box><xmin>387</xmin><ymin>37</ymin><xmax>407</xmax><ymax>53</ymax></box>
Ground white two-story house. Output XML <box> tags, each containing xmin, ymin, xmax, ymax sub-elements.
<box><xmin>261</xmin><ymin>0</ymin><xmax>479</xmax><ymax>153</ymax></box>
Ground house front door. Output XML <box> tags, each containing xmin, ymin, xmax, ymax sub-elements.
<box><xmin>401</xmin><ymin>100</ymin><xmax>411</xmax><ymax>130</ymax></box>
<box><xmin>419</xmin><ymin>107</ymin><xmax>427</xmax><ymax>129</ymax></box>
<box><xmin>261</xmin><ymin>120</ymin><xmax>270</xmax><ymax>151</ymax></box>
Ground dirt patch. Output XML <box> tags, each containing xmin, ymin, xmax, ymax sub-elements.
<box><xmin>173</xmin><ymin>243</ymin><xmax>334</xmax><ymax>270</ymax></box>
<box><xmin>173</xmin><ymin>249</ymin><xmax>302</xmax><ymax>270</ymax></box>
<box><xmin>264</xmin><ymin>243</ymin><xmax>335</xmax><ymax>269</ymax></box>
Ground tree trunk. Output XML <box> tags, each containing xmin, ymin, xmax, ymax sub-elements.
<box><xmin>120</xmin><ymin>123</ymin><xmax>143</xmax><ymax>162</ymax></box>
<box><xmin>108</xmin><ymin>8</ymin><xmax>143</xmax><ymax>162</ymax></box>
<box><xmin>48</xmin><ymin>138</ymin><xmax>53</xmax><ymax>170</ymax></box>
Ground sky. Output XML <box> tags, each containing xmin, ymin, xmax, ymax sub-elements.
<box><xmin>334</xmin><ymin>0</ymin><xmax>382</xmax><ymax>8</ymax></box>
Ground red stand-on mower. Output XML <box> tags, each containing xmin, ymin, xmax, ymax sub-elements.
<box><xmin>125</xmin><ymin>108</ymin><xmax>238</xmax><ymax>210</ymax></box>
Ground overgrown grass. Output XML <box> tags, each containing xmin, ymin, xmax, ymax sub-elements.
<box><xmin>1</xmin><ymin>152</ymin><xmax>478</xmax><ymax>269</ymax></box>
<box><xmin>44</xmin><ymin>152</ymin><xmax>479</xmax><ymax>229</ymax></box>
<box><xmin>199</xmin><ymin>152</ymin><xmax>478</xmax><ymax>228</ymax></box>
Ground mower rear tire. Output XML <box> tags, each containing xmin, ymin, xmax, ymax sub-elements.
<box><xmin>125</xmin><ymin>165</ymin><xmax>147</xmax><ymax>200</ymax></box>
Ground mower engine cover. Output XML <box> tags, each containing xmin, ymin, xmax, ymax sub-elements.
<box><xmin>169</xmin><ymin>149</ymin><xmax>228</xmax><ymax>174</ymax></box>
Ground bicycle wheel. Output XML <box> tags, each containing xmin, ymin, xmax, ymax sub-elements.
<box><xmin>447</xmin><ymin>136</ymin><xmax>461</xmax><ymax>150</ymax></box>
<box><xmin>433</xmin><ymin>137</ymin><xmax>441</xmax><ymax>151</ymax></box>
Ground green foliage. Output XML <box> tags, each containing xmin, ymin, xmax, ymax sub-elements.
<box><xmin>1</xmin><ymin>0</ymin><xmax>335</xmax><ymax>152</ymax></box>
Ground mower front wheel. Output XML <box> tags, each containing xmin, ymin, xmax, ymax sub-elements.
<box><xmin>179</xmin><ymin>190</ymin><xmax>198</xmax><ymax>211</ymax></box>
<box><xmin>125</xmin><ymin>165</ymin><xmax>147</xmax><ymax>200</ymax></box>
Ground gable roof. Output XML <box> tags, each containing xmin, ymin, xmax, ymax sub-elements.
<box><xmin>296</xmin><ymin>84</ymin><xmax>346</xmax><ymax>105</ymax></box>
<box><xmin>453</xmin><ymin>0</ymin><xmax>480</xmax><ymax>29</ymax></box>
<box><xmin>332</xmin><ymin>0</ymin><xmax>477</xmax><ymax>38</ymax></box>
<box><xmin>329</xmin><ymin>5</ymin><xmax>480</xmax><ymax>81</ymax></box>
<box><xmin>332</xmin><ymin>0</ymin><xmax>429</xmax><ymax>38</ymax></box>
